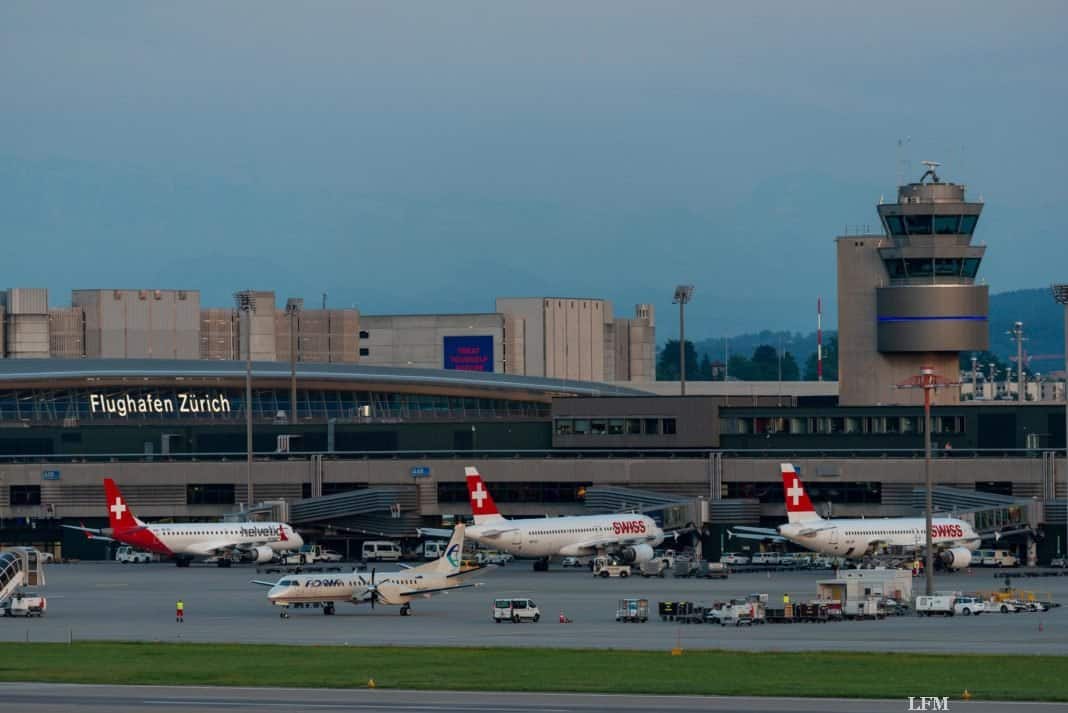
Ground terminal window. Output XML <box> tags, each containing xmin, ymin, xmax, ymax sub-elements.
<box><xmin>9</xmin><ymin>485</ymin><xmax>41</xmax><ymax>506</ymax></box>
<box><xmin>186</xmin><ymin>484</ymin><xmax>235</xmax><ymax>506</ymax></box>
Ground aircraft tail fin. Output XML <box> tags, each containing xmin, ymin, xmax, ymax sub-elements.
<box><xmin>103</xmin><ymin>478</ymin><xmax>140</xmax><ymax>532</ymax></box>
<box><xmin>465</xmin><ymin>467</ymin><xmax>505</xmax><ymax>525</ymax></box>
<box><xmin>414</xmin><ymin>524</ymin><xmax>465</xmax><ymax>576</ymax></box>
<box><xmin>781</xmin><ymin>463</ymin><xmax>821</xmax><ymax>524</ymax></box>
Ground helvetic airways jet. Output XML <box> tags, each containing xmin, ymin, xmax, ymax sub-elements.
<box><xmin>730</xmin><ymin>464</ymin><xmax>982</xmax><ymax>568</ymax></box>
<box><xmin>422</xmin><ymin>467</ymin><xmax>668</xmax><ymax>570</ymax></box>
<box><xmin>253</xmin><ymin>524</ymin><xmax>486</xmax><ymax>617</ymax></box>
<box><xmin>64</xmin><ymin>478</ymin><xmax>303</xmax><ymax>567</ymax></box>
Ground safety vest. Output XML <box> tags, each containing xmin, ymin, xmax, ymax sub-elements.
<box><xmin>176</xmin><ymin>601</ymin><xmax>184</xmax><ymax>611</ymax></box>
<box><xmin>783</xmin><ymin>595</ymin><xmax>790</xmax><ymax>604</ymax></box>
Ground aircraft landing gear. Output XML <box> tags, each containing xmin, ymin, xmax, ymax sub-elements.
<box><xmin>400</xmin><ymin>604</ymin><xmax>411</xmax><ymax>616</ymax></box>
<box><xmin>175</xmin><ymin>558</ymin><xmax>192</xmax><ymax>568</ymax></box>
<box><xmin>216</xmin><ymin>558</ymin><xmax>232</xmax><ymax>568</ymax></box>
<box><xmin>533</xmin><ymin>558</ymin><xmax>550</xmax><ymax>572</ymax></box>
<box><xmin>280</xmin><ymin>609</ymin><xmax>289</xmax><ymax>619</ymax></box>
<box><xmin>323</xmin><ymin>603</ymin><xmax>335</xmax><ymax>615</ymax></box>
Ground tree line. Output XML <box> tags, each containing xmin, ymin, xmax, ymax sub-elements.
<box><xmin>656</xmin><ymin>337</ymin><xmax>839</xmax><ymax>381</ymax></box>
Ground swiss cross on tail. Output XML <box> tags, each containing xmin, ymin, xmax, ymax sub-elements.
<box><xmin>103</xmin><ymin>478</ymin><xmax>140</xmax><ymax>531</ymax></box>
<box><xmin>464</xmin><ymin>467</ymin><xmax>504</xmax><ymax>524</ymax></box>
<box><xmin>780</xmin><ymin>463</ymin><xmax>820</xmax><ymax>524</ymax></box>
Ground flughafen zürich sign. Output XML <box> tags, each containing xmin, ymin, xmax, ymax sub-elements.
<box><xmin>89</xmin><ymin>393</ymin><xmax>232</xmax><ymax>417</ymax></box>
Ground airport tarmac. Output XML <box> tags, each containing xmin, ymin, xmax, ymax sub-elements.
<box><xmin>2</xmin><ymin>562</ymin><xmax>1065</xmax><ymax>653</ymax></box>
<box><xmin>2</xmin><ymin>683</ymin><xmax>1062</xmax><ymax>713</ymax></box>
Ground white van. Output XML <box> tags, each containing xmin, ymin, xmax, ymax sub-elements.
<box><xmin>421</xmin><ymin>541</ymin><xmax>448</xmax><ymax>560</ymax></box>
<box><xmin>362</xmin><ymin>541</ymin><xmax>402</xmax><ymax>562</ymax></box>
<box><xmin>492</xmin><ymin>598</ymin><xmax>541</xmax><ymax>623</ymax></box>
<box><xmin>978</xmin><ymin>549</ymin><xmax>1019</xmax><ymax>568</ymax></box>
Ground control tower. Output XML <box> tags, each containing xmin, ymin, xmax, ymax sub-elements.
<box><xmin>837</xmin><ymin>163</ymin><xmax>988</xmax><ymax>405</ymax></box>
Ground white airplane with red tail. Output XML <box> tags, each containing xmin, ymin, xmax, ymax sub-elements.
<box><xmin>63</xmin><ymin>478</ymin><xmax>303</xmax><ymax>567</ymax></box>
<box><xmin>730</xmin><ymin>464</ymin><xmax>982</xmax><ymax>569</ymax></box>
<box><xmin>421</xmin><ymin>467</ymin><xmax>668</xmax><ymax>570</ymax></box>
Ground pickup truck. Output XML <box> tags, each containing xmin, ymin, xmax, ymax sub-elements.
<box><xmin>281</xmin><ymin>544</ymin><xmax>337</xmax><ymax>565</ymax></box>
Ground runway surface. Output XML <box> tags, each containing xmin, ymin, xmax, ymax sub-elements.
<box><xmin>1</xmin><ymin>683</ymin><xmax>1060</xmax><ymax>713</ymax></box>
<box><xmin>2</xmin><ymin>562</ymin><xmax>1065</xmax><ymax>653</ymax></box>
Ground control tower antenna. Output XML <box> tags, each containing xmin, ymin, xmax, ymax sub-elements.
<box><xmin>920</xmin><ymin>160</ymin><xmax>942</xmax><ymax>184</ymax></box>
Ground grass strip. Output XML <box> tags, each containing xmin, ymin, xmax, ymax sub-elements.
<box><xmin>0</xmin><ymin>642</ymin><xmax>1065</xmax><ymax>701</ymax></box>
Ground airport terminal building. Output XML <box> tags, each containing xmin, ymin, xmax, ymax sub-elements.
<box><xmin>1</xmin><ymin>169</ymin><xmax>1065</xmax><ymax>564</ymax></box>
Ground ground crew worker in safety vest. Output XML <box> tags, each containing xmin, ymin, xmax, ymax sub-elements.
<box><xmin>783</xmin><ymin>593</ymin><xmax>790</xmax><ymax>605</ymax></box>
<box><xmin>176</xmin><ymin>599</ymin><xmax>184</xmax><ymax>623</ymax></box>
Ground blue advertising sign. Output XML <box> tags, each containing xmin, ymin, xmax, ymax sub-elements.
<box><xmin>410</xmin><ymin>466</ymin><xmax>431</xmax><ymax>478</ymax></box>
<box><xmin>443</xmin><ymin>335</ymin><xmax>494</xmax><ymax>372</ymax></box>
<box><xmin>42</xmin><ymin>470</ymin><xmax>61</xmax><ymax>481</ymax></box>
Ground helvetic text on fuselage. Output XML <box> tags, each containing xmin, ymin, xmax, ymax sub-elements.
<box><xmin>89</xmin><ymin>393</ymin><xmax>232</xmax><ymax>417</ymax></box>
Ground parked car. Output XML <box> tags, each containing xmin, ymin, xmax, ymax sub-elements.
<box><xmin>1050</xmin><ymin>556</ymin><xmax>1067</xmax><ymax>568</ymax></box>
<box><xmin>953</xmin><ymin>596</ymin><xmax>986</xmax><ymax>616</ymax></box>
<box><xmin>492</xmin><ymin>598</ymin><xmax>540</xmax><ymax>623</ymax></box>
<box><xmin>751</xmin><ymin>552</ymin><xmax>781</xmax><ymax>566</ymax></box>
<box><xmin>561</xmin><ymin>556</ymin><xmax>587</xmax><ymax>568</ymax></box>
<box><xmin>719</xmin><ymin>553</ymin><xmax>749</xmax><ymax>566</ymax></box>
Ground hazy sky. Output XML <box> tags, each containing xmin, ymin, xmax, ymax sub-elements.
<box><xmin>3</xmin><ymin>2</ymin><xmax>1065</xmax><ymax>339</ymax></box>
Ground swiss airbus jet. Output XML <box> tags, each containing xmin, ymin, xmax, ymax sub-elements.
<box><xmin>422</xmin><ymin>467</ymin><xmax>666</xmax><ymax>570</ymax></box>
<box><xmin>64</xmin><ymin>478</ymin><xmax>303</xmax><ymax>567</ymax></box>
<box><xmin>731</xmin><ymin>464</ymin><xmax>981</xmax><ymax>568</ymax></box>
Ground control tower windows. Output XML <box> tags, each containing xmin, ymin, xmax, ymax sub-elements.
<box><xmin>962</xmin><ymin>258</ymin><xmax>981</xmax><ymax>278</ymax></box>
<box><xmin>935</xmin><ymin>258</ymin><xmax>963</xmax><ymax>276</ymax></box>
<box><xmin>960</xmin><ymin>215</ymin><xmax>979</xmax><ymax>234</ymax></box>
<box><xmin>904</xmin><ymin>214</ymin><xmax>932</xmax><ymax>234</ymax></box>
<box><xmin>885</xmin><ymin>215</ymin><xmax>907</xmax><ymax>235</ymax></box>
<box><xmin>904</xmin><ymin>258</ymin><xmax>934</xmax><ymax>278</ymax></box>
<box><xmin>934</xmin><ymin>215</ymin><xmax>961</xmax><ymax>234</ymax></box>
<box><xmin>884</xmin><ymin>259</ymin><xmax>906</xmax><ymax>279</ymax></box>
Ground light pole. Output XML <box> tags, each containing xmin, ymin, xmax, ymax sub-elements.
<box><xmin>235</xmin><ymin>291</ymin><xmax>257</xmax><ymax>511</ymax></box>
<box><xmin>1008</xmin><ymin>322</ymin><xmax>1026</xmax><ymax>402</ymax></box>
<box><xmin>285</xmin><ymin>298</ymin><xmax>303</xmax><ymax>423</ymax></box>
<box><xmin>673</xmin><ymin>285</ymin><xmax>695</xmax><ymax>395</ymax></box>
<box><xmin>1052</xmin><ymin>284</ymin><xmax>1068</xmax><ymax>557</ymax></box>
<box><xmin>898</xmin><ymin>366</ymin><xmax>958</xmax><ymax>595</ymax></box>
<box><xmin>970</xmin><ymin>354</ymin><xmax>978</xmax><ymax>401</ymax></box>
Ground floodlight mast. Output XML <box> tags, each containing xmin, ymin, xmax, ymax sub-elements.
<box><xmin>234</xmin><ymin>291</ymin><xmax>257</xmax><ymax>510</ymax></box>
<box><xmin>896</xmin><ymin>366</ymin><xmax>960</xmax><ymax>596</ymax></box>
<box><xmin>1052</xmin><ymin>284</ymin><xmax>1068</xmax><ymax>559</ymax></box>
<box><xmin>672</xmin><ymin>285</ymin><xmax>695</xmax><ymax>396</ymax></box>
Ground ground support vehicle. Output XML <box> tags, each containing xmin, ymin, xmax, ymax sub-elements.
<box><xmin>843</xmin><ymin>597</ymin><xmax>885</xmax><ymax>620</ymax></box>
<box><xmin>616</xmin><ymin>598</ymin><xmax>649</xmax><ymax>623</ymax></box>
<box><xmin>593</xmin><ymin>558</ymin><xmax>631</xmax><ymax>578</ymax></box>
<box><xmin>658</xmin><ymin>600</ymin><xmax>702</xmax><ymax>623</ymax></box>
<box><xmin>493</xmin><ymin>598</ymin><xmax>540</xmax><ymax>623</ymax></box>
<box><xmin>476</xmin><ymin>550</ymin><xmax>513</xmax><ymax>566</ymax></box>
<box><xmin>639</xmin><ymin>560</ymin><xmax>668</xmax><ymax>578</ymax></box>
<box><xmin>115</xmin><ymin>546</ymin><xmax>155</xmax><ymax>563</ymax></box>
<box><xmin>707</xmin><ymin>601</ymin><xmax>757</xmax><ymax>626</ymax></box>
<box><xmin>2</xmin><ymin>591</ymin><xmax>46</xmax><ymax>617</ymax></box>
<box><xmin>915</xmin><ymin>594</ymin><xmax>958</xmax><ymax>617</ymax></box>
<box><xmin>694</xmin><ymin>561</ymin><xmax>729</xmax><ymax>579</ymax></box>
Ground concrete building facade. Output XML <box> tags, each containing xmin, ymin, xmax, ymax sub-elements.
<box><xmin>72</xmin><ymin>289</ymin><xmax>201</xmax><ymax>359</ymax></box>
<box><xmin>358</xmin><ymin>313</ymin><xmax>503</xmax><ymax>372</ymax></box>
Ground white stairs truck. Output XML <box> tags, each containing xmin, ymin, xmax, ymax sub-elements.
<box><xmin>0</xmin><ymin>548</ymin><xmax>47</xmax><ymax>617</ymax></box>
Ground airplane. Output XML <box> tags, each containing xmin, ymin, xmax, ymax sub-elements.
<box><xmin>728</xmin><ymin>463</ymin><xmax>982</xmax><ymax>569</ymax></box>
<box><xmin>63</xmin><ymin>478</ymin><xmax>304</xmax><ymax>567</ymax></box>
<box><xmin>421</xmin><ymin>467</ymin><xmax>668</xmax><ymax>571</ymax></box>
<box><xmin>252</xmin><ymin>524</ymin><xmax>485</xmax><ymax>617</ymax></box>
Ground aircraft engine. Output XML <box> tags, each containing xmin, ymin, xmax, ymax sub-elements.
<box><xmin>940</xmin><ymin>547</ymin><xmax>972</xmax><ymax>569</ymax></box>
<box><xmin>250</xmin><ymin>546</ymin><xmax>275</xmax><ymax>564</ymax></box>
<box><xmin>619</xmin><ymin>544</ymin><xmax>654</xmax><ymax>564</ymax></box>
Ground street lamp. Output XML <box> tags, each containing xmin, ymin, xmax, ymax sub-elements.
<box><xmin>285</xmin><ymin>298</ymin><xmax>303</xmax><ymax>423</ymax></box>
<box><xmin>672</xmin><ymin>285</ymin><xmax>695</xmax><ymax>396</ymax></box>
<box><xmin>1052</xmin><ymin>284</ymin><xmax>1068</xmax><ymax>558</ymax></box>
<box><xmin>234</xmin><ymin>290</ymin><xmax>257</xmax><ymax>511</ymax></box>
<box><xmin>897</xmin><ymin>366</ymin><xmax>959</xmax><ymax>596</ymax></box>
